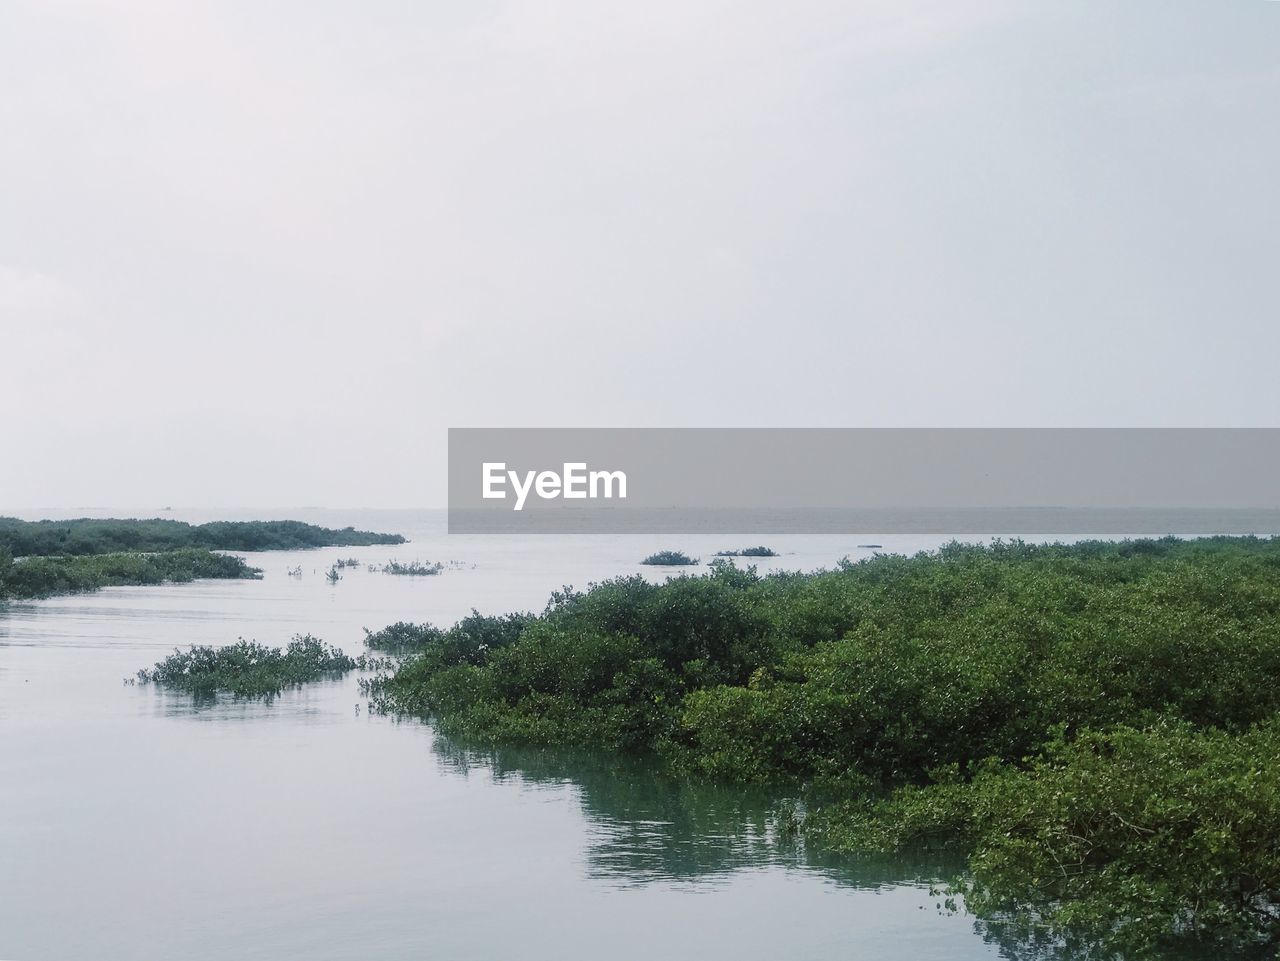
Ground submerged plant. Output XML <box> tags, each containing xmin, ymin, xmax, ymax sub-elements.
<box><xmin>713</xmin><ymin>546</ymin><xmax>778</xmax><ymax>557</ymax></box>
<box><xmin>381</xmin><ymin>560</ymin><xmax>444</xmax><ymax>576</ymax></box>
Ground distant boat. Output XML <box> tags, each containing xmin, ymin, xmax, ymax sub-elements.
<box><xmin>857</xmin><ymin>544</ymin><xmax>882</xmax><ymax>548</ymax></box>
<box><xmin>162</xmin><ymin>506</ymin><xmax>172</xmax><ymax>511</ymax></box>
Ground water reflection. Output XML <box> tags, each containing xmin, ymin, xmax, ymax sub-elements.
<box><xmin>140</xmin><ymin>678</ymin><xmax>356</xmax><ymax>723</ymax></box>
<box><xmin>430</xmin><ymin>734</ymin><xmax>963</xmax><ymax>890</ymax></box>
<box><xmin>427</xmin><ymin>734</ymin><xmax>1249</xmax><ymax>961</ymax></box>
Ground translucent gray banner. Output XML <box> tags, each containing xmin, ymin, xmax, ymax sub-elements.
<box><xmin>448</xmin><ymin>428</ymin><xmax>1280</xmax><ymax>535</ymax></box>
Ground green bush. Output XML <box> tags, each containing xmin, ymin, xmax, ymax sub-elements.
<box><xmin>811</xmin><ymin>722</ymin><xmax>1280</xmax><ymax>959</ymax></box>
<box><xmin>137</xmin><ymin>634</ymin><xmax>357</xmax><ymax>697</ymax></box>
<box><xmin>384</xmin><ymin>537</ymin><xmax>1280</xmax><ymax>769</ymax></box>
<box><xmin>640</xmin><ymin>550</ymin><xmax>699</xmax><ymax>566</ymax></box>
<box><xmin>363</xmin><ymin>621</ymin><xmax>446</xmax><ymax>655</ymax></box>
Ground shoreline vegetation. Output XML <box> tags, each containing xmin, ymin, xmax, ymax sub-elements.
<box><xmin>0</xmin><ymin>517</ymin><xmax>406</xmax><ymax>601</ymax></box>
<box><xmin>367</xmin><ymin>536</ymin><xmax>1280</xmax><ymax>959</ymax></box>
<box><xmin>0</xmin><ymin>548</ymin><xmax>261</xmax><ymax>600</ymax></box>
<box><xmin>0</xmin><ymin>516</ymin><xmax>406</xmax><ymax>556</ymax></box>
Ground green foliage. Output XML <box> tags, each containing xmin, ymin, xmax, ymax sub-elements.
<box><xmin>714</xmin><ymin>546</ymin><xmax>779</xmax><ymax>557</ymax></box>
<box><xmin>0</xmin><ymin>548</ymin><xmax>261</xmax><ymax>600</ymax></box>
<box><xmin>364</xmin><ymin>621</ymin><xmax>447</xmax><ymax>655</ymax></box>
<box><xmin>137</xmin><ymin>634</ymin><xmax>357</xmax><ymax>698</ymax></box>
<box><xmin>0</xmin><ymin>517</ymin><xmax>405</xmax><ymax>556</ymax></box>
<box><xmin>812</xmin><ymin>722</ymin><xmax>1280</xmax><ymax>959</ymax></box>
<box><xmin>378</xmin><ymin>536</ymin><xmax>1280</xmax><ymax>955</ymax></box>
<box><xmin>640</xmin><ymin>550</ymin><xmax>699</xmax><ymax>566</ymax></box>
<box><xmin>364</xmin><ymin>613</ymin><xmax>534</xmax><ymax>668</ymax></box>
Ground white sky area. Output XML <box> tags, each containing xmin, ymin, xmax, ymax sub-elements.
<box><xmin>2</xmin><ymin>0</ymin><xmax>1277</xmax><ymax>508</ymax></box>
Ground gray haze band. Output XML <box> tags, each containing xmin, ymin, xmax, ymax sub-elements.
<box><xmin>448</xmin><ymin>428</ymin><xmax>1280</xmax><ymax>535</ymax></box>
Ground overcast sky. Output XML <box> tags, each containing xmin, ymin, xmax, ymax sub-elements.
<box><xmin>2</xmin><ymin>0</ymin><xmax>1277</xmax><ymax>508</ymax></box>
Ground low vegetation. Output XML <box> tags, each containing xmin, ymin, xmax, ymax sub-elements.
<box><xmin>380</xmin><ymin>560</ymin><xmax>445</xmax><ymax>576</ymax></box>
<box><xmin>365</xmin><ymin>613</ymin><xmax>533</xmax><ymax>660</ymax></box>
<box><xmin>0</xmin><ymin>548</ymin><xmax>260</xmax><ymax>600</ymax></box>
<box><xmin>714</xmin><ymin>546</ymin><xmax>778</xmax><ymax>557</ymax></box>
<box><xmin>805</xmin><ymin>720</ymin><xmax>1280</xmax><ymax>958</ymax></box>
<box><xmin>0</xmin><ymin>517</ymin><xmax>405</xmax><ymax>556</ymax></box>
<box><xmin>137</xmin><ymin>634</ymin><xmax>357</xmax><ymax>697</ymax></box>
<box><xmin>374</xmin><ymin>536</ymin><xmax>1280</xmax><ymax>958</ymax></box>
<box><xmin>640</xmin><ymin>550</ymin><xmax>699</xmax><ymax>566</ymax></box>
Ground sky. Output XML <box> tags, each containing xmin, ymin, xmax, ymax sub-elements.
<box><xmin>2</xmin><ymin>0</ymin><xmax>1278</xmax><ymax>508</ymax></box>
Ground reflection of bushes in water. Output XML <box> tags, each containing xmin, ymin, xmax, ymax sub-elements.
<box><xmin>970</xmin><ymin>913</ymin><xmax>1246</xmax><ymax>961</ymax></box>
<box><xmin>429</xmin><ymin>734</ymin><xmax>963</xmax><ymax>889</ymax></box>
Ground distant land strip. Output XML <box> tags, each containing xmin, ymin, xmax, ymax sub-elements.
<box><xmin>0</xmin><ymin>517</ymin><xmax>406</xmax><ymax>557</ymax></box>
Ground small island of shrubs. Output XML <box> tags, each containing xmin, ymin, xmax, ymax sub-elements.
<box><xmin>640</xmin><ymin>550</ymin><xmax>699</xmax><ymax>566</ymax></box>
<box><xmin>137</xmin><ymin>634</ymin><xmax>358</xmax><ymax>698</ymax></box>
<box><xmin>713</xmin><ymin>546</ymin><xmax>778</xmax><ymax>557</ymax></box>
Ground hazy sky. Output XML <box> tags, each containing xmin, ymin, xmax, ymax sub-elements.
<box><xmin>2</xmin><ymin>1</ymin><xmax>1277</xmax><ymax>508</ymax></box>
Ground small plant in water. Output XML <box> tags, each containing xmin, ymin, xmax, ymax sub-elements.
<box><xmin>713</xmin><ymin>546</ymin><xmax>778</xmax><ymax>557</ymax></box>
<box><xmin>381</xmin><ymin>560</ymin><xmax>444</xmax><ymax>576</ymax></box>
<box><xmin>640</xmin><ymin>550</ymin><xmax>699</xmax><ymax>566</ymax></box>
<box><xmin>325</xmin><ymin>564</ymin><xmax>341</xmax><ymax>583</ymax></box>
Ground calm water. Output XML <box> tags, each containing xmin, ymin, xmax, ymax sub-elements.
<box><xmin>1</xmin><ymin>508</ymin><xmax>1146</xmax><ymax>961</ymax></box>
